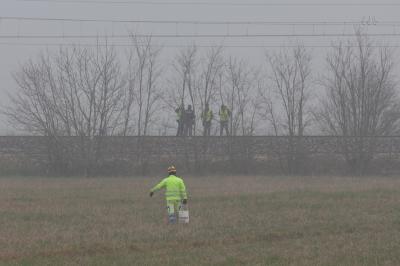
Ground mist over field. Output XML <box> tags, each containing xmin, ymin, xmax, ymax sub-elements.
<box><xmin>1</xmin><ymin>0</ymin><xmax>400</xmax><ymax>137</ymax></box>
<box><xmin>1</xmin><ymin>176</ymin><xmax>400</xmax><ymax>265</ymax></box>
<box><xmin>2</xmin><ymin>1</ymin><xmax>400</xmax><ymax>265</ymax></box>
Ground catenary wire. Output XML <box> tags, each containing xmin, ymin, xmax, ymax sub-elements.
<box><xmin>0</xmin><ymin>42</ymin><xmax>399</xmax><ymax>48</ymax></box>
<box><xmin>0</xmin><ymin>16</ymin><xmax>388</xmax><ymax>26</ymax></box>
<box><xmin>2</xmin><ymin>33</ymin><xmax>400</xmax><ymax>39</ymax></box>
<box><xmin>16</xmin><ymin>0</ymin><xmax>400</xmax><ymax>7</ymax></box>
<box><xmin>0</xmin><ymin>16</ymin><xmax>393</xmax><ymax>26</ymax></box>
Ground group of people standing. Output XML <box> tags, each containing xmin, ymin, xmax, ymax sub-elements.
<box><xmin>175</xmin><ymin>104</ymin><xmax>195</xmax><ymax>136</ymax></box>
<box><xmin>175</xmin><ymin>103</ymin><xmax>231</xmax><ymax>136</ymax></box>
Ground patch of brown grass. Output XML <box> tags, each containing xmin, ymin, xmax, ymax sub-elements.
<box><xmin>0</xmin><ymin>176</ymin><xmax>400</xmax><ymax>265</ymax></box>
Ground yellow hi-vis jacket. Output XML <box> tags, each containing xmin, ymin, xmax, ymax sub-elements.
<box><xmin>219</xmin><ymin>108</ymin><xmax>230</xmax><ymax>122</ymax></box>
<box><xmin>202</xmin><ymin>109</ymin><xmax>213</xmax><ymax>123</ymax></box>
<box><xmin>150</xmin><ymin>175</ymin><xmax>188</xmax><ymax>201</ymax></box>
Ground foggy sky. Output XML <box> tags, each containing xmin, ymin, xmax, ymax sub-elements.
<box><xmin>1</xmin><ymin>0</ymin><xmax>399</xmax><ymax>134</ymax></box>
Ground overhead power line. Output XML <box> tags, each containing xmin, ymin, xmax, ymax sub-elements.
<box><xmin>2</xmin><ymin>33</ymin><xmax>400</xmax><ymax>39</ymax></box>
<box><xmin>0</xmin><ymin>16</ymin><xmax>396</xmax><ymax>26</ymax></box>
<box><xmin>1</xmin><ymin>42</ymin><xmax>399</xmax><ymax>49</ymax></box>
<box><xmin>16</xmin><ymin>0</ymin><xmax>400</xmax><ymax>7</ymax></box>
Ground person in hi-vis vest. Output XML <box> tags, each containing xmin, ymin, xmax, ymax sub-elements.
<box><xmin>219</xmin><ymin>104</ymin><xmax>231</xmax><ymax>136</ymax></box>
<box><xmin>150</xmin><ymin>166</ymin><xmax>188</xmax><ymax>224</ymax></box>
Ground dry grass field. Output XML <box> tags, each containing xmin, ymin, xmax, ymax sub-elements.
<box><xmin>1</xmin><ymin>175</ymin><xmax>400</xmax><ymax>265</ymax></box>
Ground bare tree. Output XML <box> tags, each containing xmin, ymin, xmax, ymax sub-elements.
<box><xmin>168</xmin><ymin>46</ymin><xmax>224</xmax><ymax>136</ymax></box>
<box><xmin>317</xmin><ymin>32</ymin><xmax>400</xmax><ymax>174</ymax></box>
<box><xmin>220</xmin><ymin>56</ymin><xmax>259</xmax><ymax>136</ymax></box>
<box><xmin>5</xmin><ymin>45</ymin><xmax>126</xmax><ymax>175</ymax></box>
<box><xmin>197</xmin><ymin>46</ymin><xmax>225</xmax><ymax>135</ymax></box>
<box><xmin>172</xmin><ymin>45</ymin><xmax>198</xmax><ymax>108</ymax></box>
<box><xmin>168</xmin><ymin>45</ymin><xmax>198</xmax><ymax>135</ymax></box>
<box><xmin>262</xmin><ymin>45</ymin><xmax>312</xmax><ymax>174</ymax></box>
<box><xmin>125</xmin><ymin>36</ymin><xmax>162</xmax><ymax>136</ymax></box>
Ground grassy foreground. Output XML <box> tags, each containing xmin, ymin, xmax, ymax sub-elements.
<box><xmin>1</xmin><ymin>176</ymin><xmax>400</xmax><ymax>265</ymax></box>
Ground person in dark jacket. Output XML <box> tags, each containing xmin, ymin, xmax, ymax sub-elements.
<box><xmin>184</xmin><ymin>105</ymin><xmax>195</xmax><ymax>136</ymax></box>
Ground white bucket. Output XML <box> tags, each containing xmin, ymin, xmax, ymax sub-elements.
<box><xmin>179</xmin><ymin>204</ymin><xmax>190</xmax><ymax>224</ymax></box>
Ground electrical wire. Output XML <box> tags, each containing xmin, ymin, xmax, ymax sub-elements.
<box><xmin>0</xmin><ymin>42</ymin><xmax>398</xmax><ymax>48</ymax></box>
<box><xmin>16</xmin><ymin>0</ymin><xmax>400</xmax><ymax>7</ymax></box>
<box><xmin>1</xmin><ymin>33</ymin><xmax>400</xmax><ymax>39</ymax></box>
<box><xmin>0</xmin><ymin>16</ymin><xmax>392</xmax><ymax>26</ymax></box>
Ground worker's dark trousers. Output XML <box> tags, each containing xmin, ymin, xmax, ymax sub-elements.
<box><xmin>184</xmin><ymin>124</ymin><xmax>193</xmax><ymax>136</ymax></box>
<box><xmin>203</xmin><ymin>122</ymin><xmax>211</xmax><ymax>136</ymax></box>
<box><xmin>220</xmin><ymin>121</ymin><xmax>229</xmax><ymax>136</ymax></box>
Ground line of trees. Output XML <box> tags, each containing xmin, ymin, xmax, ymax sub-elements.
<box><xmin>4</xmin><ymin>31</ymin><xmax>400</xmax><ymax>175</ymax></box>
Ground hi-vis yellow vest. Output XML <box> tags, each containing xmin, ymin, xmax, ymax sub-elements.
<box><xmin>219</xmin><ymin>108</ymin><xmax>230</xmax><ymax>122</ymax></box>
<box><xmin>150</xmin><ymin>175</ymin><xmax>188</xmax><ymax>201</ymax></box>
<box><xmin>202</xmin><ymin>110</ymin><xmax>213</xmax><ymax>122</ymax></box>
